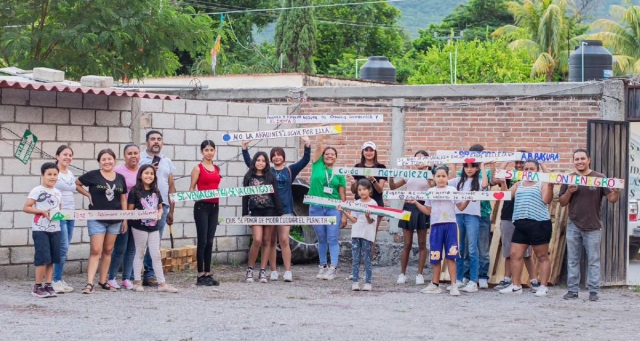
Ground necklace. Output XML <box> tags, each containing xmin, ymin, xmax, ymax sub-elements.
<box><xmin>274</xmin><ymin>167</ymin><xmax>285</xmax><ymax>181</ymax></box>
<box><xmin>202</xmin><ymin>163</ymin><xmax>216</xmax><ymax>174</ymax></box>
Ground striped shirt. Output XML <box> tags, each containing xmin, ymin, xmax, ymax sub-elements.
<box><xmin>512</xmin><ymin>182</ymin><xmax>550</xmax><ymax>222</ymax></box>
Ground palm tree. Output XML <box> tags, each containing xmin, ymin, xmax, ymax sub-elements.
<box><xmin>492</xmin><ymin>0</ymin><xmax>571</xmax><ymax>81</ymax></box>
<box><xmin>584</xmin><ymin>0</ymin><xmax>640</xmax><ymax>76</ymax></box>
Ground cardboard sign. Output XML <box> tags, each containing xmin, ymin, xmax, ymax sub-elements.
<box><xmin>435</xmin><ymin>151</ymin><xmax>560</xmax><ymax>162</ymax></box>
<box><xmin>266</xmin><ymin>114</ymin><xmax>383</xmax><ymax>124</ymax></box>
<box><xmin>14</xmin><ymin>129</ymin><xmax>38</xmax><ymax>164</ymax></box>
<box><xmin>222</xmin><ymin>125</ymin><xmax>342</xmax><ymax>142</ymax></box>
<box><xmin>217</xmin><ymin>216</ymin><xmax>337</xmax><ymax>225</ymax></box>
<box><xmin>334</xmin><ymin>167</ymin><xmax>432</xmax><ymax>179</ymax></box>
<box><xmin>303</xmin><ymin>195</ymin><xmax>411</xmax><ymax>221</ymax></box>
<box><xmin>169</xmin><ymin>185</ymin><xmax>274</xmax><ymax>203</ymax></box>
<box><xmin>398</xmin><ymin>151</ymin><xmax>560</xmax><ymax>166</ymax></box>
<box><xmin>50</xmin><ymin>210</ymin><xmax>158</xmax><ymax>221</ymax></box>
<box><xmin>494</xmin><ymin>169</ymin><xmax>625</xmax><ymax>189</ymax></box>
<box><xmin>383</xmin><ymin>190</ymin><xmax>511</xmax><ymax>201</ymax></box>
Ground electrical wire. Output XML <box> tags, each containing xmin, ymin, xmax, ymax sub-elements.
<box><xmin>190</xmin><ymin>0</ymin><xmax>403</xmax><ymax>16</ymax></box>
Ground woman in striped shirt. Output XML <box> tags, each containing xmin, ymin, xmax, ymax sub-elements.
<box><xmin>499</xmin><ymin>159</ymin><xmax>554</xmax><ymax>297</ymax></box>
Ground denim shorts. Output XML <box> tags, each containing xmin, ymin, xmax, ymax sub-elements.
<box><xmin>88</xmin><ymin>220</ymin><xmax>122</xmax><ymax>236</ymax></box>
<box><xmin>33</xmin><ymin>231</ymin><xmax>61</xmax><ymax>266</ymax></box>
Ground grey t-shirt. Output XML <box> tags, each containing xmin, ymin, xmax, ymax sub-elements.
<box><xmin>139</xmin><ymin>150</ymin><xmax>176</xmax><ymax>205</ymax></box>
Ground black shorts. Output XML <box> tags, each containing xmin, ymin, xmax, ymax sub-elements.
<box><xmin>512</xmin><ymin>219</ymin><xmax>552</xmax><ymax>246</ymax></box>
<box><xmin>32</xmin><ymin>231</ymin><xmax>61</xmax><ymax>266</ymax></box>
<box><xmin>250</xmin><ymin>207</ymin><xmax>276</xmax><ymax>217</ymax></box>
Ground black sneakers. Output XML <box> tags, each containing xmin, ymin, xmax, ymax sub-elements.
<box><xmin>563</xmin><ymin>291</ymin><xmax>579</xmax><ymax>300</ymax></box>
<box><xmin>43</xmin><ymin>284</ymin><xmax>57</xmax><ymax>297</ymax></box>
<box><xmin>589</xmin><ymin>292</ymin><xmax>599</xmax><ymax>301</ymax></box>
<box><xmin>32</xmin><ymin>284</ymin><xmax>50</xmax><ymax>298</ymax></box>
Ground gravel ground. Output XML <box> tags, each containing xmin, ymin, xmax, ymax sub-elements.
<box><xmin>1</xmin><ymin>264</ymin><xmax>639</xmax><ymax>341</ymax></box>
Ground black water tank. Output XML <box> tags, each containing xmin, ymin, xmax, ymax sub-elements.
<box><xmin>569</xmin><ymin>40</ymin><xmax>613</xmax><ymax>82</ymax></box>
<box><xmin>359</xmin><ymin>56</ymin><xmax>396</xmax><ymax>83</ymax></box>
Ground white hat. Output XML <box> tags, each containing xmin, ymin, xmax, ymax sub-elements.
<box><xmin>361</xmin><ymin>141</ymin><xmax>377</xmax><ymax>150</ymax></box>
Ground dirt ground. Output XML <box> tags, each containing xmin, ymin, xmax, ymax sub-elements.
<box><xmin>1</xmin><ymin>264</ymin><xmax>639</xmax><ymax>341</ymax></box>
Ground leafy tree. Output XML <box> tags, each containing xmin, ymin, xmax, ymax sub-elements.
<box><xmin>0</xmin><ymin>0</ymin><xmax>216</xmax><ymax>80</ymax></box>
<box><xmin>407</xmin><ymin>39</ymin><xmax>543</xmax><ymax>84</ymax></box>
<box><xmin>438</xmin><ymin>0</ymin><xmax>513</xmax><ymax>41</ymax></box>
<box><xmin>275</xmin><ymin>0</ymin><xmax>316</xmax><ymax>73</ymax></box>
<box><xmin>584</xmin><ymin>0</ymin><xmax>640</xmax><ymax>76</ymax></box>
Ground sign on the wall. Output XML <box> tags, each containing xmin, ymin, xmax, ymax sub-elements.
<box><xmin>14</xmin><ymin>129</ymin><xmax>38</xmax><ymax>164</ymax></box>
<box><xmin>629</xmin><ymin>133</ymin><xmax>640</xmax><ymax>199</ymax></box>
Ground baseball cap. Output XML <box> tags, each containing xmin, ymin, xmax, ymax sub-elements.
<box><xmin>362</xmin><ymin>141</ymin><xmax>377</xmax><ymax>150</ymax></box>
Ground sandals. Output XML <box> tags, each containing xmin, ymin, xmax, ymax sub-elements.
<box><xmin>82</xmin><ymin>283</ymin><xmax>94</xmax><ymax>294</ymax></box>
<box><xmin>97</xmin><ymin>282</ymin><xmax>117</xmax><ymax>292</ymax></box>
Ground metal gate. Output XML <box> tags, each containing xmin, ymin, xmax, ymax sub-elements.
<box><xmin>586</xmin><ymin>119</ymin><xmax>629</xmax><ymax>285</ymax></box>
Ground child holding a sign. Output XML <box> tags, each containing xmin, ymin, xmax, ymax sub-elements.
<box><xmin>23</xmin><ymin>162</ymin><xmax>63</xmax><ymax>298</ymax></box>
<box><xmin>408</xmin><ymin>166</ymin><xmax>470</xmax><ymax>296</ymax></box>
<box><xmin>339</xmin><ymin>179</ymin><xmax>379</xmax><ymax>291</ymax></box>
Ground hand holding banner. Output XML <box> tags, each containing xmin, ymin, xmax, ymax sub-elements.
<box><xmin>494</xmin><ymin>169</ymin><xmax>625</xmax><ymax>189</ymax></box>
<box><xmin>170</xmin><ymin>185</ymin><xmax>274</xmax><ymax>203</ymax></box>
<box><xmin>398</xmin><ymin>151</ymin><xmax>560</xmax><ymax>166</ymax></box>
<box><xmin>334</xmin><ymin>167</ymin><xmax>432</xmax><ymax>179</ymax></box>
<box><xmin>266</xmin><ymin>115</ymin><xmax>383</xmax><ymax>124</ymax></box>
<box><xmin>303</xmin><ymin>195</ymin><xmax>411</xmax><ymax>221</ymax></box>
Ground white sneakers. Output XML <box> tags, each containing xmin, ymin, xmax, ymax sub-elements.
<box><xmin>323</xmin><ymin>266</ymin><xmax>337</xmax><ymax>280</ymax></box>
<box><xmin>270</xmin><ymin>271</ymin><xmax>279</xmax><ymax>281</ymax></box>
<box><xmin>317</xmin><ymin>266</ymin><xmax>327</xmax><ymax>279</ymax></box>
<box><xmin>107</xmin><ymin>279</ymin><xmax>120</xmax><ymax>290</ymax></box>
<box><xmin>415</xmin><ymin>274</ymin><xmax>425</xmax><ymax>285</ymax></box>
<box><xmin>420</xmin><ymin>283</ymin><xmax>442</xmax><ymax>294</ymax></box>
<box><xmin>362</xmin><ymin>283</ymin><xmax>372</xmax><ymax>291</ymax></box>
<box><xmin>461</xmin><ymin>281</ymin><xmax>478</xmax><ymax>293</ymax></box>
<box><xmin>283</xmin><ymin>271</ymin><xmax>293</xmax><ymax>282</ymax></box>
<box><xmin>352</xmin><ymin>282</ymin><xmax>360</xmax><ymax>291</ymax></box>
<box><xmin>397</xmin><ymin>274</ymin><xmax>407</xmax><ymax>284</ymax></box>
<box><xmin>478</xmin><ymin>278</ymin><xmax>489</xmax><ymax>289</ymax></box>
<box><xmin>449</xmin><ymin>285</ymin><xmax>460</xmax><ymax>296</ymax></box>
<box><xmin>534</xmin><ymin>285</ymin><xmax>548</xmax><ymax>297</ymax></box>
<box><xmin>499</xmin><ymin>284</ymin><xmax>523</xmax><ymax>294</ymax></box>
<box><xmin>52</xmin><ymin>281</ymin><xmax>70</xmax><ymax>293</ymax></box>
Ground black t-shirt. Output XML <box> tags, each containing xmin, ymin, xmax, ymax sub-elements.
<box><xmin>500</xmin><ymin>179</ymin><xmax>515</xmax><ymax>221</ymax></box>
<box><xmin>78</xmin><ymin>170</ymin><xmax>127</xmax><ymax>223</ymax></box>
<box><xmin>127</xmin><ymin>188</ymin><xmax>163</xmax><ymax>232</ymax></box>
<box><xmin>353</xmin><ymin>163</ymin><xmax>386</xmax><ymax>207</ymax></box>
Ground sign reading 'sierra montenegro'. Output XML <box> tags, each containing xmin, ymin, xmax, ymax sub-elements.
<box><xmin>169</xmin><ymin>185</ymin><xmax>274</xmax><ymax>203</ymax></box>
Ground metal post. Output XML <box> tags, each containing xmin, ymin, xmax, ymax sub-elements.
<box><xmin>581</xmin><ymin>41</ymin><xmax>588</xmax><ymax>82</ymax></box>
<box><xmin>449</xmin><ymin>53</ymin><xmax>453</xmax><ymax>84</ymax></box>
<box><xmin>454</xmin><ymin>48</ymin><xmax>458</xmax><ymax>84</ymax></box>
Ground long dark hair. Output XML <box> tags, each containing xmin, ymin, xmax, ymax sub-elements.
<box><xmin>132</xmin><ymin>164</ymin><xmax>161</xmax><ymax>199</ymax></box>
<box><xmin>458</xmin><ymin>163</ymin><xmax>480</xmax><ymax>191</ymax></box>
<box><xmin>55</xmin><ymin>145</ymin><xmax>73</xmax><ymax>165</ymax></box>
<box><xmin>243</xmin><ymin>151</ymin><xmax>275</xmax><ymax>186</ymax></box>
<box><xmin>358</xmin><ymin>148</ymin><xmax>382</xmax><ymax>168</ymax></box>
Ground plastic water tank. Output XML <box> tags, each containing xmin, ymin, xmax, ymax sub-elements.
<box><xmin>569</xmin><ymin>40</ymin><xmax>613</xmax><ymax>82</ymax></box>
<box><xmin>359</xmin><ymin>56</ymin><xmax>396</xmax><ymax>83</ymax></box>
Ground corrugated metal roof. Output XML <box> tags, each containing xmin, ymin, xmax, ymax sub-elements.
<box><xmin>0</xmin><ymin>79</ymin><xmax>179</xmax><ymax>100</ymax></box>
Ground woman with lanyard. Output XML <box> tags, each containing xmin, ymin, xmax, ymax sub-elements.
<box><xmin>107</xmin><ymin>144</ymin><xmax>140</xmax><ymax>290</ymax></box>
<box><xmin>76</xmin><ymin>148</ymin><xmax>128</xmax><ymax>294</ymax></box>
<box><xmin>389</xmin><ymin>150</ymin><xmax>433</xmax><ymax>285</ymax></box>
<box><xmin>242</xmin><ymin>136</ymin><xmax>311</xmax><ymax>282</ymax></box>
<box><xmin>307</xmin><ymin>134</ymin><xmax>347</xmax><ymax>281</ymax></box>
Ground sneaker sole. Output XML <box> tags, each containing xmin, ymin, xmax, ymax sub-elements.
<box><xmin>421</xmin><ymin>290</ymin><xmax>442</xmax><ymax>294</ymax></box>
<box><xmin>32</xmin><ymin>293</ymin><xmax>49</xmax><ymax>298</ymax></box>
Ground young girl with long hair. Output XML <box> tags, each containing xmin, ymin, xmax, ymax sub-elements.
<box><xmin>448</xmin><ymin>162</ymin><xmax>488</xmax><ymax>293</ymax></box>
<box><xmin>243</xmin><ymin>152</ymin><xmax>284</xmax><ymax>283</ymax></box>
<box><xmin>129</xmin><ymin>164</ymin><xmax>177</xmax><ymax>293</ymax></box>
<box><xmin>389</xmin><ymin>150</ymin><xmax>433</xmax><ymax>285</ymax></box>
<box><xmin>189</xmin><ymin>140</ymin><xmax>222</xmax><ymax>286</ymax></box>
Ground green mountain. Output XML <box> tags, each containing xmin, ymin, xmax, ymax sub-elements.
<box><xmin>391</xmin><ymin>0</ymin><xmax>468</xmax><ymax>37</ymax></box>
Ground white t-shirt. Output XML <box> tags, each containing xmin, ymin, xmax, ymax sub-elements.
<box><xmin>350</xmin><ymin>199</ymin><xmax>378</xmax><ymax>242</ymax></box>
<box><xmin>402</xmin><ymin>177</ymin><xmax>430</xmax><ymax>192</ymax></box>
<box><xmin>424</xmin><ymin>186</ymin><xmax>462</xmax><ymax>225</ymax></box>
<box><xmin>447</xmin><ymin>177</ymin><xmax>481</xmax><ymax>216</ymax></box>
<box><xmin>28</xmin><ymin>186</ymin><xmax>62</xmax><ymax>232</ymax></box>
<box><xmin>55</xmin><ymin>170</ymin><xmax>76</xmax><ymax>210</ymax></box>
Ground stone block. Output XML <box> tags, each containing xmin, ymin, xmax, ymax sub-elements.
<box><xmin>173</xmin><ymin>207</ymin><xmax>192</xmax><ymax>223</ymax></box>
<box><xmin>15</xmin><ymin>106</ymin><xmax>42</xmax><ymax>123</ymax></box>
<box><xmin>159</xmin><ymin>145</ymin><xmax>174</xmax><ymax>160</ymax></box>
<box><xmin>2</xmin><ymin>89</ymin><xmax>29</xmax><ymax>105</ymax></box>
<box><xmin>0</xmin><ymin>211</ymin><xmax>13</xmax><ymax>227</ymax></box>
<box><xmin>185</xmin><ymin>130</ymin><xmax>207</xmax><ymax>145</ymax></box>
<box><xmin>173</xmin><ymin>145</ymin><xmax>197</xmax><ymax>161</ymax></box>
<box><xmin>175</xmin><ymin>114</ymin><xmax>196</xmax><ymax>130</ymax></box>
<box><xmin>68</xmin><ymin>142</ymin><xmax>95</xmax><ymax>159</ymax></box>
<box><xmin>1</xmin><ymin>122</ymin><xmax>28</xmax><ymax>140</ymax></box>
<box><xmin>160</xmin><ymin>129</ymin><xmax>184</xmax><ymax>145</ymax></box>
<box><xmin>186</xmin><ymin>100</ymin><xmax>208</xmax><ymax>114</ymax></box>
<box><xmin>238</xmin><ymin>117</ymin><xmax>259</xmax><ymax>132</ymax></box>
<box><xmin>0</xmin><ymin>177</ymin><xmax>12</xmax><ymax>193</ymax></box>
<box><xmin>0</xmin><ymin>247</ymin><xmax>10</xmax><ymax>264</ymax></box>
<box><xmin>196</xmin><ymin>115</ymin><xmax>217</xmax><ymax>131</ymax></box>
<box><xmin>0</xmin><ymin>229</ymin><xmax>28</xmax><ymax>246</ymax></box>
<box><xmin>66</xmin><ymin>243</ymin><xmax>90</xmax><ymax>260</ymax></box>
<box><xmin>83</xmin><ymin>160</ymin><xmax>99</xmax><ymax>171</ymax></box>
<box><xmin>207</xmin><ymin>101</ymin><xmax>228</xmax><ymax>116</ymax></box>
<box><xmin>151</xmin><ymin>113</ymin><xmax>174</xmax><ymax>128</ymax></box>
<box><xmin>12</xmin><ymin>212</ymin><xmax>30</xmax><ymax>228</ymax></box>
<box><xmin>171</xmin><ymin>160</ymin><xmax>185</xmax><ymax>177</ymax></box>
<box><xmin>160</xmin><ymin>238</ymin><xmax>194</xmax><ymax>249</ymax></box>
<box><xmin>82</xmin><ymin>126</ymin><xmax>108</xmax><ymax>142</ymax></box>
<box><xmin>108</xmin><ymin>96</ymin><xmax>132</xmax><ymax>111</ymax></box>
<box><xmin>121</xmin><ymin>111</ymin><xmax>132</xmax><ymax>126</ymax></box>
<box><xmin>219</xmin><ymin>116</ymin><xmax>239</xmax><ymax>131</ymax></box>
<box><xmin>0</xmin><ymin>140</ymin><xmax>14</xmax><ymax>156</ymax></box>
<box><xmin>29</xmin><ymin>90</ymin><xmax>57</xmax><ymax>107</ymax></box>
<box><xmin>228</xmin><ymin>251</ymin><xmax>248</xmax><ymax>264</ymax></box>
<box><xmin>9</xmin><ymin>246</ymin><xmax>33</xmax><ymax>264</ymax></box>
<box><xmin>57</xmin><ymin>126</ymin><xmax>83</xmax><ymax>141</ymax></box>
<box><xmin>225</xmin><ymin>225</ymin><xmax>250</xmax><ymax>236</ymax></box>
<box><xmin>62</xmin><ymin>260</ymin><xmax>82</xmax><ymax>275</ymax></box>
<box><xmin>211</xmin><ymin>251</ymin><xmax>228</xmax><ymax>264</ymax></box>
<box><xmin>237</xmin><ymin>236</ymin><xmax>251</xmax><ymax>251</ymax></box>
<box><xmin>268</xmin><ymin>104</ymin><xmax>290</xmax><ymax>116</ymax></box>
<box><xmin>249</xmin><ymin>103</ymin><xmax>269</xmax><ymax>118</ymax></box>
<box><xmin>96</xmin><ymin>110</ymin><xmax>121</xmax><ymax>126</ymax></box>
<box><xmin>226</xmin><ymin>161</ymin><xmax>247</xmax><ymax>177</ymax></box>
<box><xmin>140</xmin><ymin>98</ymin><xmax>163</xmax><ymax>112</ymax></box>
<box><xmin>33</xmin><ymin>67</ymin><xmax>64</xmax><ymax>82</ymax></box>
<box><xmin>183</xmin><ymin>223</ymin><xmax>197</xmax><ymax>238</ymax></box>
<box><xmin>3</xmin><ymin>158</ymin><xmax>30</xmax><ymax>176</ymax></box>
<box><xmin>219</xmin><ymin>205</ymin><xmax>238</xmax><ymax>218</ymax></box>
<box><xmin>43</xmin><ymin>108</ymin><xmax>69</xmax><ymax>124</ymax></box>
<box><xmin>80</xmin><ymin>75</ymin><xmax>114</xmax><ymax>88</ymax></box>
<box><xmin>163</xmin><ymin>99</ymin><xmax>186</xmax><ymax>113</ymax></box>
<box><xmin>216</xmin><ymin>236</ymin><xmax>237</xmax><ymax>252</ymax></box>
<box><xmin>12</xmin><ymin>176</ymin><xmax>40</xmax><ymax>193</ymax></box>
<box><xmin>0</xmin><ymin>264</ymin><xmax>28</xmax><ymax>279</ymax></box>
<box><xmin>57</xmin><ymin>92</ymin><xmax>83</xmax><ymax>108</ymax></box>
<box><xmin>95</xmin><ymin>143</ymin><xmax>121</xmax><ymax>159</ymax></box>
<box><xmin>228</xmin><ymin>103</ymin><xmax>249</xmax><ymax>117</ymax></box>
<box><xmin>28</xmin><ymin>158</ymin><xmax>49</xmax><ymax>176</ymax></box>
<box><xmin>108</xmin><ymin>127</ymin><xmax>131</xmax><ymax>143</ymax></box>
<box><xmin>70</xmin><ymin>109</ymin><xmax>96</xmax><ymax>125</ymax></box>
<box><xmin>2</xmin><ymin>193</ymin><xmax>27</xmax><ymax>211</ymax></box>
<box><xmin>83</xmin><ymin>94</ymin><xmax>109</xmax><ymax>109</ymax></box>
<box><xmin>0</xmin><ymin>105</ymin><xmax>15</xmax><ymax>121</ymax></box>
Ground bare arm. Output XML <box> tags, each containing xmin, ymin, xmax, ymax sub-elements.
<box><xmin>339</xmin><ymin>207</ymin><xmax>357</xmax><ymax>223</ymax></box>
<box><xmin>372</xmin><ymin>178</ymin><xmax>386</xmax><ymax>194</ymax></box>
<box><xmin>313</xmin><ymin>134</ymin><xmax>325</xmax><ymax>163</ymax></box>
<box><xmin>456</xmin><ymin>200</ymin><xmax>471</xmax><ymax>211</ymax></box>
<box><xmin>410</xmin><ymin>200</ymin><xmax>432</xmax><ymax>215</ymax></box>
<box><xmin>607</xmin><ymin>188</ymin><xmax>622</xmax><ymax>203</ymax></box>
<box><xmin>120</xmin><ymin>194</ymin><xmax>128</xmax><ymax>233</ymax></box>
<box><xmin>389</xmin><ymin>177</ymin><xmax>406</xmax><ymax>190</ymax></box>
<box><xmin>559</xmin><ymin>185</ymin><xmax>576</xmax><ymax>207</ymax></box>
<box><xmin>189</xmin><ymin>166</ymin><xmax>200</xmax><ymax>192</ymax></box>
<box><xmin>23</xmin><ymin>198</ymin><xmax>49</xmax><ymax>218</ymax></box>
<box><xmin>541</xmin><ymin>183</ymin><xmax>554</xmax><ymax>204</ymax></box>
<box><xmin>480</xmin><ymin>163</ymin><xmax>489</xmax><ymax>189</ymax></box>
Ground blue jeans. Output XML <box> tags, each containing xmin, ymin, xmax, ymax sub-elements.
<box><xmin>144</xmin><ymin>204</ymin><xmax>169</xmax><ymax>280</ymax></box>
<box><xmin>108</xmin><ymin>227</ymin><xmax>136</xmax><ymax>281</ymax></box>
<box><xmin>53</xmin><ymin>220</ymin><xmax>75</xmax><ymax>282</ymax></box>
<box><xmin>456</xmin><ymin>214</ymin><xmax>480</xmax><ymax>282</ymax></box>
<box><xmin>566</xmin><ymin>219</ymin><xmax>601</xmax><ymax>293</ymax></box>
<box><xmin>310</xmin><ymin>205</ymin><xmax>342</xmax><ymax>267</ymax></box>
<box><xmin>352</xmin><ymin>238</ymin><xmax>373</xmax><ymax>283</ymax></box>
<box><xmin>463</xmin><ymin>216</ymin><xmax>491</xmax><ymax>280</ymax></box>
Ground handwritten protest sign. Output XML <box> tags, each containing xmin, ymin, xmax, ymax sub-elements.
<box><xmin>383</xmin><ymin>190</ymin><xmax>511</xmax><ymax>201</ymax></box>
<box><xmin>169</xmin><ymin>185</ymin><xmax>274</xmax><ymax>203</ymax></box>
<box><xmin>334</xmin><ymin>167</ymin><xmax>432</xmax><ymax>179</ymax></box>
<box><xmin>435</xmin><ymin>150</ymin><xmax>560</xmax><ymax>162</ymax></box>
<box><xmin>397</xmin><ymin>151</ymin><xmax>560</xmax><ymax>166</ymax></box>
<box><xmin>266</xmin><ymin>114</ymin><xmax>383</xmax><ymax>124</ymax></box>
<box><xmin>218</xmin><ymin>216</ymin><xmax>336</xmax><ymax>225</ymax></box>
<box><xmin>303</xmin><ymin>195</ymin><xmax>411</xmax><ymax>221</ymax></box>
<box><xmin>222</xmin><ymin>125</ymin><xmax>342</xmax><ymax>142</ymax></box>
<box><xmin>50</xmin><ymin>210</ymin><xmax>158</xmax><ymax>221</ymax></box>
<box><xmin>494</xmin><ymin>169</ymin><xmax>625</xmax><ymax>189</ymax></box>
